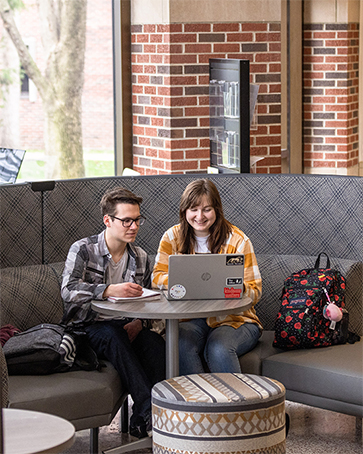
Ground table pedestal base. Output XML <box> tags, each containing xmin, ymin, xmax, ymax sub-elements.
<box><xmin>165</xmin><ymin>318</ymin><xmax>179</xmax><ymax>379</ymax></box>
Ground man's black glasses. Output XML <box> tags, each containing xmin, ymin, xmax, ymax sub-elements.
<box><xmin>109</xmin><ymin>215</ymin><xmax>146</xmax><ymax>228</ymax></box>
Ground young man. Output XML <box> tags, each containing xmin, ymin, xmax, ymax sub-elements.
<box><xmin>61</xmin><ymin>187</ymin><xmax>165</xmax><ymax>439</ymax></box>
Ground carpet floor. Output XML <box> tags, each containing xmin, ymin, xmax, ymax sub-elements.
<box><xmin>64</xmin><ymin>401</ymin><xmax>362</xmax><ymax>454</ymax></box>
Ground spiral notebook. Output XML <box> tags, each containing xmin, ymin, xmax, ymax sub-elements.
<box><xmin>108</xmin><ymin>288</ymin><xmax>161</xmax><ymax>303</ymax></box>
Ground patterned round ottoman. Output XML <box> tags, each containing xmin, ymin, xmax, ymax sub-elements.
<box><xmin>152</xmin><ymin>373</ymin><xmax>286</xmax><ymax>454</ymax></box>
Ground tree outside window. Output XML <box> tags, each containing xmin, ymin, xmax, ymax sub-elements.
<box><xmin>0</xmin><ymin>0</ymin><xmax>115</xmax><ymax>181</ymax></box>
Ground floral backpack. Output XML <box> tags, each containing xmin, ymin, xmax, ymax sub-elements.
<box><xmin>273</xmin><ymin>253</ymin><xmax>348</xmax><ymax>349</ymax></box>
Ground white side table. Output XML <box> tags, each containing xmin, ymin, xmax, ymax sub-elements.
<box><xmin>91</xmin><ymin>293</ymin><xmax>252</xmax><ymax>454</ymax></box>
<box><xmin>2</xmin><ymin>408</ymin><xmax>75</xmax><ymax>454</ymax></box>
<box><xmin>92</xmin><ymin>292</ymin><xmax>252</xmax><ymax>379</ymax></box>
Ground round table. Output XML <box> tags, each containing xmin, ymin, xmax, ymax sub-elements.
<box><xmin>92</xmin><ymin>292</ymin><xmax>252</xmax><ymax>378</ymax></box>
<box><xmin>2</xmin><ymin>408</ymin><xmax>75</xmax><ymax>454</ymax></box>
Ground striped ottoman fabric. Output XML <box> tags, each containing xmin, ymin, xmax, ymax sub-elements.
<box><xmin>152</xmin><ymin>373</ymin><xmax>286</xmax><ymax>454</ymax></box>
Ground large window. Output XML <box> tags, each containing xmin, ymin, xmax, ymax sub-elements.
<box><xmin>0</xmin><ymin>0</ymin><xmax>115</xmax><ymax>181</ymax></box>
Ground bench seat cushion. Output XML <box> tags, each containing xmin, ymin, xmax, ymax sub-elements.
<box><xmin>7</xmin><ymin>361</ymin><xmax>125</xmax><ymax>431</ymax></box>
<box><xmin>262</xmin><ymin>341</ymin><xmax>363</xmax><ymax>417</ymax></box>
<box><xmin>239</xmin><ymin>330</ymin><xmax>283</xmax><ymax>375</ymax></box>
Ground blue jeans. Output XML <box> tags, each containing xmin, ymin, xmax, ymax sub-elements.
<box><xmin>179</xmin><ymin>318</ymin><xmax>260</xmax><ymax>374</ymax></box>
<box><xmin>85</xmin><ymin>320</ymin><xmax>165</xmax><ymax>426</ymax></box>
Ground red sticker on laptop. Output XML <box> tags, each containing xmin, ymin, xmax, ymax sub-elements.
<box><xmin>224</xmin><ymin>287</ymin><xmax>242</xmax><ymax>298</ymax></box>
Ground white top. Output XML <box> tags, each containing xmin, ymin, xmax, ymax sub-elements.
<box><xmin>99</xmin><ymin>251</ymin><xmax>128</xmax><ymax>320</ymax></box>
<box><xmin>107</xmin><ymin>252</ymin><xmax>128</xmax><ymax>285</ymax></box>
<box><xmin>194</xmin><ymin>235</ymin><xmax>210</xmax><ymax>253</ymax></box>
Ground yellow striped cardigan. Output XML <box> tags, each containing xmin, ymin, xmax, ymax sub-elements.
<box><xmin>152</xmin><ymin>224</ymin><xmax>263</xmax><ymax>330</ymax></box>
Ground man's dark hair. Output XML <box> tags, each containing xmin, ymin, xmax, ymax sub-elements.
<box><xmin>100</xmin><ymin>187</ymin><xmax>143</xmax><ymax>217</ymax></box>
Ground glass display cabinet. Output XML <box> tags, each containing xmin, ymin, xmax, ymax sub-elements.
<box><xmin>209</xmin><ymin>58</ymin><xmax>250</xmax><ymax>173</ymax></box>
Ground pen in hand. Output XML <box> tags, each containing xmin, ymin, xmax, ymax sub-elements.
<box><xmin>129</xmin><ymin>275</ymin><xmax>143</xmax><ymax>297</ymax></box>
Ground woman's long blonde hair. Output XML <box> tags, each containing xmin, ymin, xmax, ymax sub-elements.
<box><xmin>178</xmin><ymin>179</ymin><xmax>232</xmax><ymax>254</ymax></box>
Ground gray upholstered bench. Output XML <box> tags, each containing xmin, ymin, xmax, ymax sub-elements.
<box><xmin>262</xmin><ymin>342</ymin><xmax>363</xmax><ymax>417</ymax></box>
<box><xmin>1</xmin><ymin>173</ymin><xmax>362</xmax><ymax>442</ymax></box>
<box><xmin>0</xmin><ymin>263</ymin><xmax>127</xmax><ymax>454</ymax></box>
<box><xmin>239</xmin><ymin>254</ymin><xmax>363</xmax><ymax>421</ymax></box>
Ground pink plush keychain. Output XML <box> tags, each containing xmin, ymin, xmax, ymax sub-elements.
<box><xmin>323</xmin><ymin>288</ymin><xmax>343</xmax><ymax>323</ymax></box>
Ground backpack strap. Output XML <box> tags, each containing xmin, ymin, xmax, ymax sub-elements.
<box><xmin>314</xmin><ymin>252</ymin><xmax>331</xmax><ymax>269</ymax></box>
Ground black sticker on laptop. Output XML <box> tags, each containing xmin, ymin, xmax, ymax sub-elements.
<box><xmin>226</xmin><ymin>255</ymin><xmax>244</xmax><ymax>266</ymax></box>
<box><xmin>226</xmin><ymin>278</ymin><xmax>243</xmax><ymax>285</ymax></box>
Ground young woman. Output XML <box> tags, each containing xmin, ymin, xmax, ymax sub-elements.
<box><xmin>152</xmin><ymin>179</ymin><xmax>262</xmax><ymax>374</ymax></box>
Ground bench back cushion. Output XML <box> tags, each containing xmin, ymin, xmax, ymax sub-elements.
<box><xmin>0</xmin><ymin>263</ymin><xmax>64</xmax><ymax>331</ymax></box>
<box><xmin>1</xmin><ymin>174</ymin><xmax>362</xmax><ymax>268</ymax></box>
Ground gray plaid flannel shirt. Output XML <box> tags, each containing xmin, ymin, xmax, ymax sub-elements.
<box><xmin>61</xmin><ymin>230</ymin><xmax>151</xmax><ymax>327</ymax></box>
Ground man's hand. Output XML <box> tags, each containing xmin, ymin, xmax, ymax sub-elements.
<box><xmin>123</xmin><ymin>319</ymin><xmax>142</xmax><ymax>342</ymax></box>
<box><xmin>103</xmin><ymin>282</ymin><xmax>143</xmax><ymax>299</ymax></box>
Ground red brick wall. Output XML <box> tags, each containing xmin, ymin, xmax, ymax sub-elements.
<box><xmin>131</xmin><ymin>22</ymin><xmax>282</xmax><ymax>175</ymax></box>
<box><xmin>303</xmin><ymin>23</ymin><xmax>359</xmax><ymax>173</ymax></box>
<box><xmin>15</xmin><ymin>6</ymin><xmax>359</xmax><ymax>175</ymax></box>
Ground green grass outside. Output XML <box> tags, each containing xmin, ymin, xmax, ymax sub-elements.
<box><xmin>18</xmin><ymin>149</ymin><xmax>115</xmax><ymax>181</ymax></box>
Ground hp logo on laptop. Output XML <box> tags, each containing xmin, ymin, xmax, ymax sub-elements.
<box><xmin>201</xmin><ymin>272</ymin><xmax>211</xmax><ymax>281</ymax></box>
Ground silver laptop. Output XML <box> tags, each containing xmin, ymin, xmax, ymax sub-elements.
<box><xmin>167</xmin><ymin>253</ymin><xmax>244</xmax><ymax>300</ymax></box>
